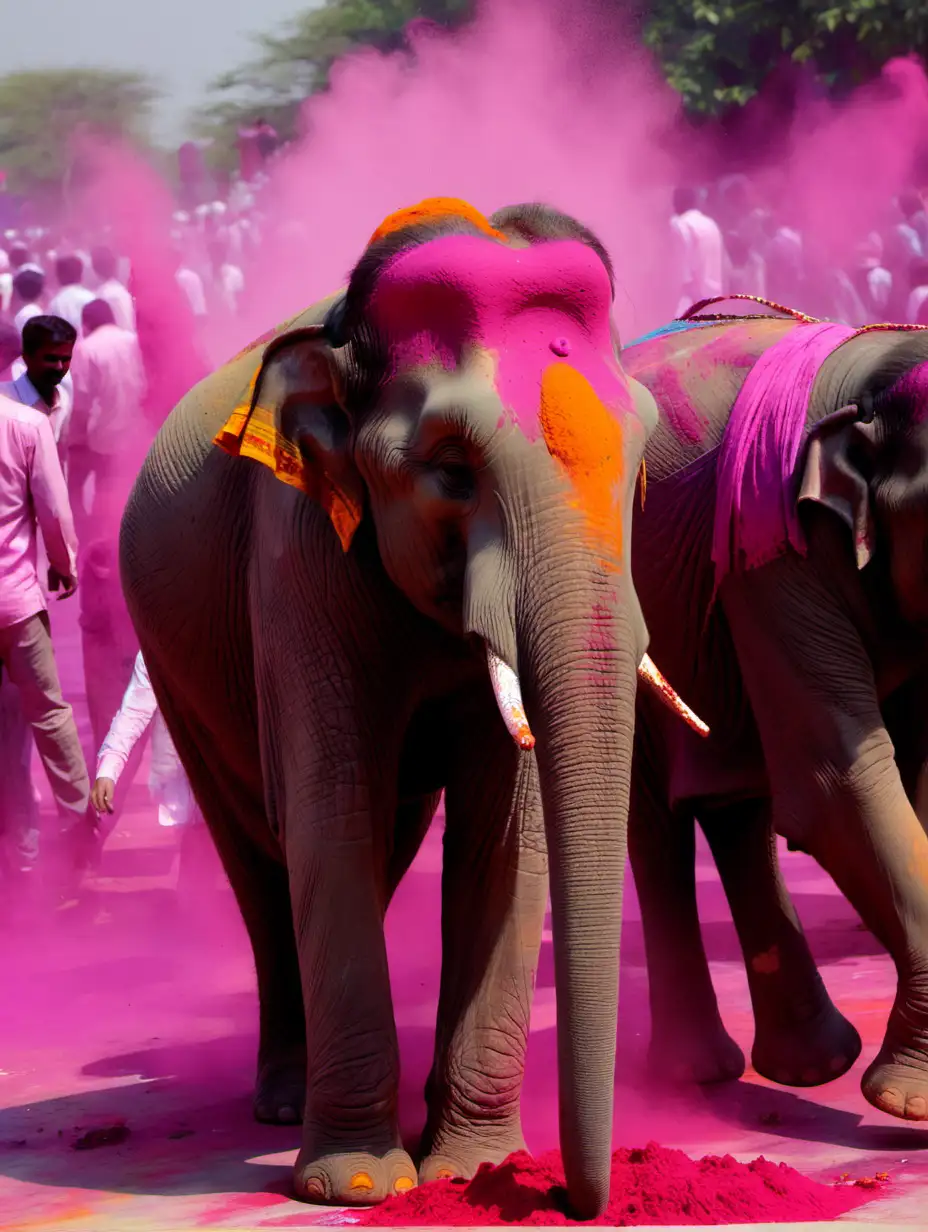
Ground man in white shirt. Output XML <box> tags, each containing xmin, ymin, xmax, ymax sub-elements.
<box><xmin>2</xmin><ymin>315</ymin><xmax>76</xmax><ymax>448</ymax></box>
<box><xmin>92</xmin><ymin>649</ymin><xmax>212</xmax><ymax>903</ymax></box>
<box><xmin>669</xmin><ymin>186</ymin><xmax>724</xmax><ymax>316</ymax></box>
<box><xmin>11</xmin><ymin>266</ymin><xmax>46</xmax><ymax>333</ymax></box>
<box><xmin>91</xmin><ymin>245</ymin><xmax>136</xmax><ymax>332</ymax></box>
<box><xmin>48</xmin><ymin>254</ymin><xmax>95</xmax><ymax>333</ymax></box>
<box><xmin>0</xmin><ymin>386</ymin><xmax>93</xmax><ymax>889</ymax></box>
<box><xmin>68</xmin><ymin>298</ymin><xmax>145</xmax><ymax>531</ymax></box>
<box><xmin>0</xmin><ymin>315</ymin><xmax>79</xmax><ymax>878</ymax></box>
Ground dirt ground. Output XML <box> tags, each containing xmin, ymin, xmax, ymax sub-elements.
<box><xmin>1</xmin><ymin>600</ymin><xmax>927</xmax><ymax>1230</ymax></box>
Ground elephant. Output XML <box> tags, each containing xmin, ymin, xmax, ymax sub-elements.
<box><xmin>621</xmin><ymin>300</ymin><xmax>928</xmax><ymax>1122</ymax></box>
<box><xmin>119</xmin><ymin>198</ymin><xmax>702</xmax><ymax>1216</ymax></box>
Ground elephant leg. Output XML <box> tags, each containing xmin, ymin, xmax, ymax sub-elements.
<box><xmin>155</xmin><ymin>700</ymin><xmax>306</xmax><ymax>1126</ymax></box>
<box><xmin>287</xmin><ymin>777</ymin><xmax>417</xmax><ymax>1205</ymax></box>
<box><xmin>418</xmin><ymin>720</ymin><xmax>546</xmax><ymax>1183</ymax></box>
<box><xmin>699</xmin><ymin>801</ymin><xmax>861</xmax><ymax>1086</ymax></box>
<box><xmin>723</xmin><ymin>534</ymin><xmax>928</xmax><ymax>1121</ymax></box>
<box><xmin>628</xmin><ymin>724</ymin><xmax>744</xmax><ymax>1084</ymax></box>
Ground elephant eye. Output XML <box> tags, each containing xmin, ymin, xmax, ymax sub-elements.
<box><xmin>427</xmin><ymin>443</ymin><xmax>477</xmax><ymax>502</ymax></box>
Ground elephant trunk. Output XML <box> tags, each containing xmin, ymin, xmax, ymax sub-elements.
<box><xmin>517</xmin><ymin>565</ymin><xmax>638</xmax><ymax>1220</ymax></box>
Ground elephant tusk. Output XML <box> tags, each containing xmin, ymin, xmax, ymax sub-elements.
<box><xmin>637</xmin><ymin>653</ymin><xmax>710</xmax><ymax>737</ymax></box>
<box><xmin>487</xmin><ymin>649</ymin><xmax>536</xmax><ymax>751</ymax></box>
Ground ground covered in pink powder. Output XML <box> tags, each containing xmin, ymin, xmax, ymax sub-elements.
<box><xmin>356</xmin><ymin>1142</ymin><xmax>880</xmax><ymax>1226</ymax></box>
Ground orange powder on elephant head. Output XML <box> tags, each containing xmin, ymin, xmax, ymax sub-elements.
<box><xmin>539</xmin><ymin>362</ymin><xmax>625</xmax><ymax>563</ymax></box>
<box><xmin>368</xmin><ymin>197</ymin><xmax>508</xmax><ymax>246</ymax></box>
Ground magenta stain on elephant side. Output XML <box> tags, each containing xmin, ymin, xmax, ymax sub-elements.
<box><xmin>712</xmin><ymin>321</ymin><xmax>857</xmax><ymax>586</ymax></box>
<box><xmin>367</xmin><ymin>235</ymin><xmax>635</xmax><ymax>442</ymax></box>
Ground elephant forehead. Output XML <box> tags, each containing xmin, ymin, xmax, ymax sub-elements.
<box><xmin>368</xmin><ymin>234</ymin><xmax>613</xmax><ymax>343</ymax></box>
<box><xmin>368</xmin><ymin>234</ymin><xmax>628</xmax><ymax>439</ymax></box>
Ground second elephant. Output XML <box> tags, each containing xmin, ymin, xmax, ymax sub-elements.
<box><xmin>624</xmin><ymin>307</ymin><xmax>928</xmax><ymax>1122</ymax></box>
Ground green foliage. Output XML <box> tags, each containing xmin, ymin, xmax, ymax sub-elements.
<box><xmin>197</xmin><ymin>0</ymin><xmax>473</xmax><ymax>168</ymax></box>
<box><xmin>642</xmin><ymin>0</ymin><xmax>928</xmax><ymax>115</ymax></box>
<box><xmin>0</xmin><ymin>68</ymin><xmax>157</xmax><ymax>194</ymax></box>
<box><xmin>196</xmin><ymin>0</ymin><xmax>928</xmax><ymax>162</ymax></box>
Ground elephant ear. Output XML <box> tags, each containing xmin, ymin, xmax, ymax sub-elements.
<box><xmin>214</xmin><ymin>325</ymin><xmax>364</xmax><ymax>552</ymax></box>
<box><xmin>796</xmin><ymin>403</ymin><xmax>879</xmax><ymax>569</ymax></box>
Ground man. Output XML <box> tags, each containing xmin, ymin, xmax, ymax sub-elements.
<box><xmin>48</xmin><ymin>254</ymin><xmax>94</xmax><ymax>333</ymax></box>
<box><xmin>69</xmin><ymin>298</ymin><xmax>145</xmax><ymax>532</ymax></box>
<box><xmin>669</xmin><ymin>185</ymin><xmax>724</xmax><ymax>316</ymax></box>
<box><xmin>3</xmin><ymin>315</ymin><xmax>75</xmax><ymax>448</ymax></box>
<box><xmin>91</xmin><ymin>648</ymin><xmax>213</xmax><ymax>909</ymax></box>
<box><xmin>0</xmin><ymin>384</ymin><xmax>93</xmax><ymax>888</ymax></box>
<box><xmin>90</xmin><ymin>245</ymin><xmax>136</xmax><ymax>332</ymax></box>
<box><xmin>11</xmin><ymin>266</ymin><xmax>46</xmax><ymax>333</ymax></box>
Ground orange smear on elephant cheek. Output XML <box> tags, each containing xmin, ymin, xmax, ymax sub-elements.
<box><xmin>539</xmin><ymin>363</ymin><xmax>624</xmax><ymax>563</ymax></box>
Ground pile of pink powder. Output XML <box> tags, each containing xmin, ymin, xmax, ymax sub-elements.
<box><xmin>355</xmin><ymin>1142</ymin><xmax>882</xmax><ymax>1226</ymax></box>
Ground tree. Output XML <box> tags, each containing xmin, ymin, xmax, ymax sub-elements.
<box><xmin>0</xmin><ymin>68</ymin><xmax>157</xmax><ymax>197</ymax></box>
<box><xmin>197</xmin><ymin>0</ymin><xmax>473</xmax><ymax>167</ymax></box>
<box><xmin>641</xmin><ymin>0</ymin><xmax>928</xmax><ymax>115</ymax></box>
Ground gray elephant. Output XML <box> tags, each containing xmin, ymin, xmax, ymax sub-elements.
<box><xmin>119</xmin><ymin>198</ymin><xmax>700</xmax><ymax>1215</ymax></box>
<box><xmin>622</xmin><ymin>303</ymin><xmax>928</xmax><ymax>1122</ymax></box>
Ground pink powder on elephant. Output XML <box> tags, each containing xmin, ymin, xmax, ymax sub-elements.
<box><xmin>354</xmin><ymin>1143</ymin><xmax>878</xmax><ymax>1226</ymax></box>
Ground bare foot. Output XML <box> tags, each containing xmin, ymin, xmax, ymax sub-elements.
<box><xmin>295</xmin><ymin>1147</ymin><xmax>417</xmax><ymax>1204</ymax></box>
<box><xmin>862</xmin><ymin>981</ymin><xmax>928</xmax><ymax>1120</ymax></box>
<box><xmin>752</xmin><ymin>998</ymin><xmax>861</xmax><ymax>1087</ymax></box>
<box><xmin>254</xmin><ymin>1049</ymin><xmax>306</xmax><ymax>1125</ymax></box>
<box><xmin>647</xmin><ymin>1015</ymin><xmax>746</xmax><ymax>1085</ymax></box>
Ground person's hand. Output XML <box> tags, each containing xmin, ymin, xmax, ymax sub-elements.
<box><xmin>48</xmin><ymin>567</ymin><xmax>78</xmax><ymax>600</ymax></box>
<box><xmin>91</xmin><ymin>777</ymin><xmax>116</xmax><ymax>814</ymax></box>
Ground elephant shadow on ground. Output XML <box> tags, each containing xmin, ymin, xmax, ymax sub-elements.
<box><xmin>0</xmin><ymin>1027</ymin><xmax>438</xmax><ymax>1200</ymax></box>
<box><xmin>692</xmin><ymin>1080</ymin><xmax>928</xmax><ymax>1155</ymax></box>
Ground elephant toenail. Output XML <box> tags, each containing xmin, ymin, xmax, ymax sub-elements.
<box><xmin>304</xmin><ymin>1177</ymin><xmax>326</xmax><ymax>1199</ymax></box>
<box><xmin>829</xmin><ymin>1055</ymin><xmax>847</xmax><ymax>1073</ymax></box>
<box><xmin>393</xmin><ymin>1176</ymin><xmax>415</xmax><ymax>1193</ymax></box>
<box><xmin>436</xmin><ymin>1168</ymin><xmax>455</xmax><ymax>1179</ymax></box>
<box><xmin>277</xmin><ymin>1105</ymin><xmax>297</xmax><ymax>1121</ymax></box>
<box><xmin>879</xmin><ymin>1088</ymin><xmax>904</xmax><ymax>1111</ymax></box>
<box><xmin>774</xmin><ymin>1070</ymin><xmax>791</xmax><ymax>1084</ymax></box>
<box><xmin>801</xmin><ymin>1068</ymin><xmax>819</xmax><ymax>1084</ymax></box>
<box><xmin>906</xmin><ymin>1096</ymin><xmax>927</xmax><ymax>1118</ymax></box>
<box><xmin>350</xmin><ymin>1172</ymin><xmax>375</xmax><ymax>1191</ymax></box>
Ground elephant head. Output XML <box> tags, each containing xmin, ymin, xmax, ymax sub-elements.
<box><xmin>215</xmin><ymin>198</ymin><xmax>703</xmax><ymax>1217</ymax></box>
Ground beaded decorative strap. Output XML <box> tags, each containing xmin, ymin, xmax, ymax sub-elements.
<box><xmin>678</xmin><ymin>294</ymin><xmax>820</xmax><ymax>325</ymax></box>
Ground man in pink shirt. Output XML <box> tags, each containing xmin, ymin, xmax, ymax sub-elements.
<box><xmin>0</xmin><ymin>388</ymin><xmax>93</xmax><ymax>876</ymax></box>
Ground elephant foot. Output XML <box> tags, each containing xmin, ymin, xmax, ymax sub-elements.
<box><xmin>862</xmin><ymin>982</ymin><xmax>928</xmax><ymax>1120</ymax></box>
<box><xmin>751</xmin><ymin>997</ymin><xmax>861</xmax><ymax>1088</ymax></box>
<box><xmin>418</xmin><ymin>1125</ymin><xmax>526</xmax><ymax>1183</ymax></box>
<box><xmin>647</xmin><ymin>1016</ymin><xmax>745</xmax><ymax>1085</ymax></box>
<box><xmin>294</xmin><ymin>1148</ymin><xmax>418</xmax><ymax>1205</ymax></box>
<box><xmin>254</xmin><ymin>1049</ymin><xmax>307</xmax><ymax>1125</ymax></box>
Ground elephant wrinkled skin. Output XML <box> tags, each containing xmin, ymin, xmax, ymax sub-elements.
<box><xmin>624</xmin><ymin>312</ymin><xmax>928</xmax><ymax>1123</ymax></box>
<box><xmin>120</xmin><ymin>200</ymin><xmax>688</xmax><ymax>1217</ymax></box>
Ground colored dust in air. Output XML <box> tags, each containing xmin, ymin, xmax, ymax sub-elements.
<box><xmin>539</xmin><ymin>362</ymin><xmax>624</xmax><ymax>559</ymax></box>
<box><xmin>369</xmin><ymin>198</ymin><xmax>508</xmax><ymax>246</ymax></box>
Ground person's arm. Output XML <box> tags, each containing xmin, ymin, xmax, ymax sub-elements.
<box><xmin>27</xmin><ymin>414</ymin><xmax>78</xmax><ymax>591</ymax></box>
<box><xmin>94</xmin><ymin>654</ymin><xmax>159</xmax><ymax>811</ymax></box>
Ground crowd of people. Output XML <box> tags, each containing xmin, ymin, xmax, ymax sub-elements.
<box><xmin>668</xmin><ymin>175</ymin><xmax>928</xmax><ymax>327</ymax></box>
<box><xmin>2</xmin><ymin>157</ymin><xmax>928</xmax><ymax>918</ymax></box>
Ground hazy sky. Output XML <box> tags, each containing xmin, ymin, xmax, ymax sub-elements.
<box><xmin>0</xmin><ymin>0</ymin><xmax>319</xmax><ymax>143</ymax></box>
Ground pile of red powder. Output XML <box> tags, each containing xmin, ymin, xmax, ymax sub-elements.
<box><xmin>355</xmin><ymin>1143</ymin><xmax>881</xmax><ymax>1226</ymax></box>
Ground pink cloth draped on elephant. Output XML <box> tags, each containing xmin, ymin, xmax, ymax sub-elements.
<box><xmin>712</xmin><ymin>321</ymin><xmax>856</xmax><ymax>585</ymax></box>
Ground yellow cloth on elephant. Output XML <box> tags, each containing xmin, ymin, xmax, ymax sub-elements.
<box><xmin>212</xmin><ymin>311</ymin><xmax>311</xmax><ymax>495</ymax></box>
